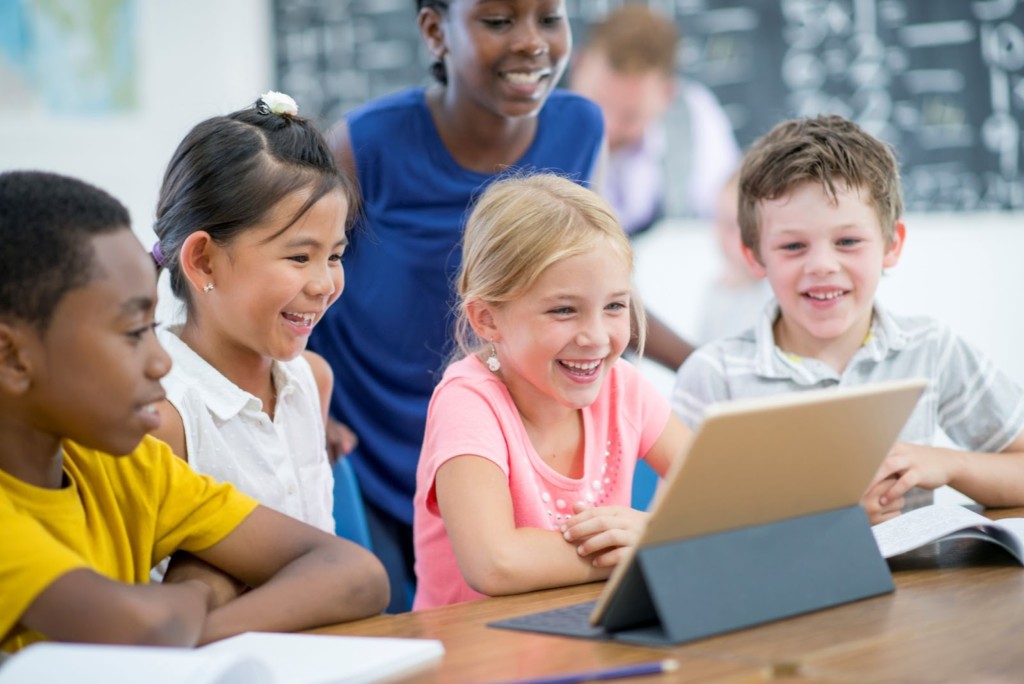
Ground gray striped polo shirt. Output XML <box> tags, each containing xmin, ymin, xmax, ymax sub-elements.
<box><xmin>674</xmin><ymin>300</ymin><xmax>1024</xmax><ymax>454</ymax></box>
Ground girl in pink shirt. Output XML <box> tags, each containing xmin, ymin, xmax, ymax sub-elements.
<box><xmin>412</xmin><ymin>174</ymin><xmax>692</xmax><ymax>609</ymax></box>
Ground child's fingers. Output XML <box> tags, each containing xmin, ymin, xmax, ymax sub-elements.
<box><xmin>861</xmin><ymin>474</ymin><xmax>906</xmax><ymax>524</ymax></box>
<box><xmin>869</xmin><ymin>507</ymin><xmax>903</xmax><ymax>525</ymax></box>
<box><xmin>880</xmin><ymin>471</ymin><xmax>919</xmax><ymax>505</ymax></box>
<box><xmin>885</xmin><ymin>496</ymin><xmax>906</xmax><ymax>513</ymax></box>
<box><xmin>588</xmin><ymin>547</ymin><xmax>628</xmax><ymax>569</ymax></box>
<box><xmin>864</xmin><ymin>474</ymin><xmax>897</xmax><ymax>498</ymax></box>
<box><xmin>325</xmin><ymin>418</ymin><xmax>357</xmax><ymax>464</ymax></box>
<box><xmin>568</xmin><ymin>501</ymin><xmax>626</xmax><ymax>520</ymax></box>
<box><xmin>561</xmin><ymin>514</ymin><xmax>615</xmax><ymax>543</ymax></box>
<box><xmin>566</xmin><ymin>502</ymin><xmax>595</xmax><ymax>523</ymax></box>
<box><xmin>574</xmin><ymin>528</ymin><xmax>638</xmax><ymax>559</ymax></box>
<box><xmin>338</xmin><ymin>423</ymin><xmax>358</xmax><ymax>453</ymax></box>
<box><xmin>871</xmin><ymin>453</ymin><xmax>910</xmax><ymax>488</ymax></box>
<box><xmin>872</xmin><ymin>492</ymin><xmax>905</xmax><ymax>517</ymax></box>
<box><xmin>861</xmin><ymin>476</ymin><xmax>895</xmax><ymax>511</ymax></box>
<box><xmin>561</xmin><ymin>507</ymin><xmax>642</xmax><ymax>543</ymax></box>
<box><xmin>870</xmin><ymin>475</ymin><xmax>902</xmax><ymax>503</ymax></box>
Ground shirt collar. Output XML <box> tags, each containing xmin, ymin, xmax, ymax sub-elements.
<box><xmin>752</xmin><ymin>300</ymin><xmax>809</xmax><ymax>381</ymax></box>
<box><xmin>861</xmin><ymin>300</ymin><xmax>911</xmax><ymax>359</ymax></box>
<box><xmin>751</xmin><ymin>299</ymin><xmax>906</xmax><ymax>385</ymax></box>
<box><xmin>160</xmin><ymin>326</ymin><xmax>298</xmax><ymax>422</ymax></box>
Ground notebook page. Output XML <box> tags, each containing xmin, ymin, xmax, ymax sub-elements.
<box><xmin>873</xmin><ymin>504</ymin><xmax>999</xmax><ymax>558</ymax></box>
<box><xmin>0</xmin><ymin>642</ymin><xmax>269</xmax><ymax>684</ymax></box>
<box><xmin>199</xmin><ymin>632</ymin><xmax>444</xmax><ymax>684</ymax></box>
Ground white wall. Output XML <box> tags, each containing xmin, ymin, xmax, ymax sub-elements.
<box><xmin>634</xmin><ymin>214</ymin><xmax>1024</xmax><ymax>397</ymax></box>
<box><xmin>0</xmin><ymin>0</ymin><xmax>273</xmax><ymax>249</ymax></box>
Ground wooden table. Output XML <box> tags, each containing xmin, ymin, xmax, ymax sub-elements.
<box><xmin>315</xmin><ymin>508</ymin><xmax>1024</xmax><ymax>683</ymax></box>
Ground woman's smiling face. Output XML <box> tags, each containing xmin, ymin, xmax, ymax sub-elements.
<box><xmin>437</xmin><ymin>0</ymin><xmax>571</xmax><ymax>120</ymax></box>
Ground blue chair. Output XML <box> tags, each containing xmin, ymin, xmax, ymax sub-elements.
<box><xmin>332</xmin><ymin>457</ymin><xmax>373</xmax><ymax>550</ymax></box>
<box><xmin>332</xmin><ymin>458</ymin><xmax>417</xmax><ymax>612</ymax></box>
<box><xmin>632</xmin><ymin>459</ymin><xmax>659</xmax><ymax>511</ymax></box>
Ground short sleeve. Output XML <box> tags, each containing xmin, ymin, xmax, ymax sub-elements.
<box><xmin>672</xmin><ymin>345</ymin><xmax>732</xmax><ymax>429</ymax></box>
<box><xmin>146</xmin><ymin>438</ymin><xmax>259</xmax><ymax>561</ymax></box>
<box><xmin>934</xmin><ymin>328</ymin><xmax>1024</xmax><ymax>452</ymax></box>
<box><xmin>0</xmin><ymin>492</ymin><xmax>89</xmax><ymax>647</ymax></box>
<box><xmin>418</xmin><ymin>379</ymin><xmax>513</xmax><ymax>516</ymax></box>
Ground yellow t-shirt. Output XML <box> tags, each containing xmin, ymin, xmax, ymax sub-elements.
<box><xmin>0</xmin><ymin>435</ymin><xmax>258</xmax><ymax>653</ymax></box>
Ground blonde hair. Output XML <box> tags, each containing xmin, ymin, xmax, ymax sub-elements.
<box><xmin>738</xmin><ymin>114</ymin><xmax>903</xmax><ymax>261</ymax></box>
<box><xmin>454</xmin><ymin>173</ymin><xmax>645</xmax><ymax>359</ymax></box>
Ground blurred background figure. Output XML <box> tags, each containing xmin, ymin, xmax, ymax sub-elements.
<box><xmin>696</xmin><ymin>169</ymin><xmax>772</xmax><ymax>344</ymax></box>
<box><xmin>570</xmin><ymin>4</ymin><xmax>741</xmax><ymax>235</ymax></box>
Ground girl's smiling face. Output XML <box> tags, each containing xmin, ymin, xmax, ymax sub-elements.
<box><xmin>198</xmin><ymin>187</ymin><xmax>349</xmax><ymax>364</ymax></box>
<box><xmin>430</xmin><ymin>0</ymin><xmax>570</xmax><ymax>119</ymax></box>
<box><xmin>484</xmin><ymin>238</ymin><xmax>632</xmax><ymax>419</ymax></box>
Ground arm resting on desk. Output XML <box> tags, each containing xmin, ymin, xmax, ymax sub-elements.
<box><xmin>20</xmin><ymin>569</ymin><xmax>214</xmax><ymax>647</ymax></box>
<box><xmin>436</xmin><ymin>456</ymin><xmax>617</xmax><ymax>596</ymax></box>
<box><xmin>186</xmin><ymin>505</ymin><xmax>389</xmax><ymax>644</ymax></box>
<box><xmin>433</xmin><ymin>415</ymin><xmax>690</xmax><ymax>594</ymax></box>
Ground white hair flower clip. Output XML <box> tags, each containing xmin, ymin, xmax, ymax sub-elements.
<box><xmin>257</xmin><ymin>91</ymin><xmax>298</xmax><ymax>116</ymax></box>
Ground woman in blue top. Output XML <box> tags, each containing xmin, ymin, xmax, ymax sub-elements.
<box><xmin>308</xmin><ymin>0</ymin><xmax>603</xmax><ymax>612</ymax></box>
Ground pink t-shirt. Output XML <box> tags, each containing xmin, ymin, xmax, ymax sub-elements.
<box><xmin>412</xmin><ymin>355</ymin><xmax>671</xmax><ymax>610</ymax></box>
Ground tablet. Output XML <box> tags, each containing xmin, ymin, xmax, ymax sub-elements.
<box><xmin>593</xmin><ymin>377</ymin><xmax>927</xmax><ymax>623</ymax></box>
<box><xmin>492</xmin><ymin>377</ymin><xmax>927</xmax><ymax>641</ymax></box>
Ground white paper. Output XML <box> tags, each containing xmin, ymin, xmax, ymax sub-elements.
<box><xmin>201</xmin><ymin>632</ymin><xmax>445</xmax><ymax>684</ymax></box>
<box><xmin>0</xmin><ymin>643</ymin><xmax>269</xmax><ymax>684</ymax></box>
<box><xmin>0</xmin><ymin>633</ymin><xmax>444</xmax><ymax>684</ymax></box>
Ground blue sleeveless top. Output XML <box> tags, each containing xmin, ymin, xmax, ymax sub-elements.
<box><xmin>309</xmin><ymin>87</ymin><xmax>604</xmax><ymax>525</ymax></box>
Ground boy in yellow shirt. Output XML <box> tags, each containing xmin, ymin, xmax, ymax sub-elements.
<box><xmin>673</xmin><ymin>115</ymin><xmax>1024</xmax><ymax>523</ymax></box>
<box><xmin>0</xmin><ymin>171</ymin><xmax>388</xmax><ymax>653</ymax></box>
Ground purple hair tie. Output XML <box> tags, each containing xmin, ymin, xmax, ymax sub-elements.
<box><xmin>151</xmin><ymin>241</ymin><xmax>166</xmax><ymax>268</ymax></box>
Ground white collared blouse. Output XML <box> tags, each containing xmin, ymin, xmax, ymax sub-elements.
<box><xmin>158</xmin><ymin>326</ymin><xmax>335</xmax><ymax>533</ymax></box>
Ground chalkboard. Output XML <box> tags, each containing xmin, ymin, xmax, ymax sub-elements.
<box><xmin>273</xmin><ymin>0</ymin><xmax>1024</xmax><ymax>211</ymax></box>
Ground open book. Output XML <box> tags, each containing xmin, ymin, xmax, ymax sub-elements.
<box><xmin>0</xmin><ymin>632</ymin><xmax>444</xmax><ymax>684</ymax></box>
<box><xmin>873</xmin><ymin>504</ymin><xmax>1024</xmax><ymax>563</ymax></box>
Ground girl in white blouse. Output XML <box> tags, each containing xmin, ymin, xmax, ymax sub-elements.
<box><xmin>149</xmin><ymin>92</ymin><xmax>352</xmax><ymax>535</ymax></box>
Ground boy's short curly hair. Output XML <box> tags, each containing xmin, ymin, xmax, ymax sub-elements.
<box><xmin>737</xmin><ymin>114</ymin><xmax>904</xmax><ymax>261</ymax></box>
<box><xmin>0</xmin><ymin>171</ymin><xmax>130</xmax><ymax>332</ymax></box>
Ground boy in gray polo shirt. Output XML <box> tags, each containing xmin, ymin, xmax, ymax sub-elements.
<box><xmin>672</xmin><ymin>115</ymin><xmax>1024</xmax><ymax>524</ymax></box>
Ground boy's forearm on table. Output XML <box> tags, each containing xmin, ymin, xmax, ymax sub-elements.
<box><xmin>20</xmin><ymin>569</ymin><xmax>212</xmax><ymax>648</ymax></box>
<box><xmin>197</xmin><ymin>543</ymin><xmax>389</xmax><ymax>644</ymax></box>
<box><xmin>949</xmin><ymin>448</ymin><xmax>1024</xmax><ymax>507</ymax></box>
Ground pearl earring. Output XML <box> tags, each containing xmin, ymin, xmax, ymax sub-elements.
<box><xmin>203</xmin><ymin>283</ymin><xmax>214</xmax><ymax>293</ymax></box>
<box><xmin>486</xmin><ymin>343</ymin><xmax>501</xmax><ymax>372</ymax></box>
